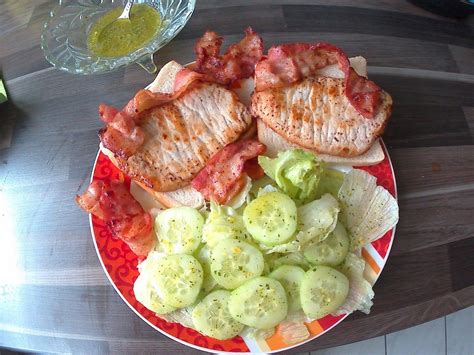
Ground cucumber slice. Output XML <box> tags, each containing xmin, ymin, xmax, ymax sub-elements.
<box><xmin>228</xmin><ymin>277</ymin><xmax>288</xmax><ymax>329</ymax></box>
<box><xmin>303</xmin><ymin>222</ymin><xmax>349</xmax><ymax>266</ymax></box>
<box><xmin>211</xmin><ymin>239</ymin><xmax>264</xmax><ymax>290</ymax></box>
<box><xmin>195</xmin><ymin>245</ymin><xmax>217</xmax><ymax>293</ymax></box>
<box><xmin>133</xmin><ymin>272</ymin><xmax>176</xmax><ymax>315</ymax></box>
<box><xmin>300</xmin><ymin>266</ymin><xmax>349</xmax><ymax>319</ymax></box>
<box><xmin>243</xmin><ymin>192</ymin><xmax>297</xmax><ymax>246</ymax></box>
<box><xmin>192</xmin><ymin>290</ymin><xmax>244</xmax><ymax>340</ymax></box>
<box><xmin>269</xmin><ymin>265</ymin><xmax>305</xmax><ymax>312</ymax></box>
<box><xmin>155</xmin><ymin>207</ymin><xmax>204</xmax><ymax>254</ymax></box>
<box><xmin>155</xmin><ymin>254</ymin><xmax>203</xmax><ymax>308</ymax></box>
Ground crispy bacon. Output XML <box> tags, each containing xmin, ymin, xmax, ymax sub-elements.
<box><xmin>254</xmin><ymin>43</ymin><xmax>381</xmax><ymax>118</ymax></box>
<box><xmin>76</xmin><ymin>180</ymin><xmax>155</xmax><ymax>257</ymax></box>
<box><xmin>244</xmin><ymin>158</ymin><xmax>265</xmax><ymax>180</ymax></box>
<box><xmin>195</xmin><ymin>27</ymin><xmax>263</xmax><ymax>85</ymax></box>
<box><xmin>99</xmin><ymin>68</ymin><xmax>205</xmax><ymax>158</ymax></box>
<box><xmin>191</xmin><ymin>140</ymin><xmax>266</xmax><ymax>204</ymax></box>
<box><xmin>346</xmin><ymin>67</ymin><xmax>381</xmax><ymax>118</ymax></box>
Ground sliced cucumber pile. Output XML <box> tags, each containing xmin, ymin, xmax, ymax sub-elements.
<box><xmin>131</xmin><ymin>149</ymin><xmax>384</xmax><ymax>341</ymax></box>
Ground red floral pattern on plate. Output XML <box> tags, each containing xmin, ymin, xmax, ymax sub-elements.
<box><xmin>89</xmin><ymin>140</ymin><xmax>397</xmax><ymax>353</ymax></box>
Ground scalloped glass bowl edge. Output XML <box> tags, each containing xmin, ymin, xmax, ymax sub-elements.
<box><xmin>40</xmin><ymin>0</ymin><xmax>195</xmax><ymax>75</ymax></box>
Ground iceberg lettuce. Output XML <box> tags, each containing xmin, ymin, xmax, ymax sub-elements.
<box><xmin>332</xmin><ymin>252</ymin><xmax>374</xmax><ymax>315</ymax></box>
<box><xmin>202</xmin><ymin>202</ymin><xmax>250</xmax><ymax>248</ymax></box>
<box><xmin>258</xmin><ymin>149</ymin><xmax>323</xmax><ymax>203</ymax></box>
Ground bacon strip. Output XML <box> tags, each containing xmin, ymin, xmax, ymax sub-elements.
<box><xmin>76</xmin><ymin>180</ymin><xmax>155</xmax><ymax>257</ymax></box>
<box><xmin>191</xmin><ymin>140</ymin><xmax>266</xmax><ymax>204</ymax></box>
<box><xmin>99</xmin><ymin>68</ymin><xmax>205</xmax><ymax>158</ymax></box>
<box><xmin>254</xmin><ymin>43</ymin><xmax>381</xmax><ymax>118</ymax></box>
<box><xmin>195</xmin><ymin>27</ymin><xmax>263</xmax><ymax>85</ymax></box>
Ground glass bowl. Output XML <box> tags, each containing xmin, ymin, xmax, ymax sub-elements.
<box><xmin>40</xmin><ymin>0</ymin><xmax>195</xmax><ymax>75</ymax></box>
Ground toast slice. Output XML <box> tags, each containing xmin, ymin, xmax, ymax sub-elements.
<box><xmin>257</xmin><ymin>119</ymin><xmax>384</xmax><ymax>165</ymax></box>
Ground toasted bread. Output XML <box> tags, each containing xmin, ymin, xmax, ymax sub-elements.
<box><xmin>256</xmin><ymin>119</ymin><xmax>384</xmax><ymax>166</ymax></box>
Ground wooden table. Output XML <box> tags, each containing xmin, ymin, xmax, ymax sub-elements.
<box><xmin>1</xmin><ymin>0</ymin><xmax>473</xmax><ymax>353</ymax></box>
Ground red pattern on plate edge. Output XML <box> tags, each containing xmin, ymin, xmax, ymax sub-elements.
<box><xmin>90</xmin><ymin>144</ymin><xmax>396</xmax><ymax>352</ymax></box>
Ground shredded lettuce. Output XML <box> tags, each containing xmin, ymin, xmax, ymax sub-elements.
<box><xmin>161</xmin><ymin>306</ymin><xmax>196</xmax><ymax>329</ymax></box>
<box><xmin>249</xmin><ymin>175</ymin><xmax>277</xmax><ymax>197</ymax></box>
<box><xmin>202</xmin><ymin>202</ymin><xmax>250</xmax><ymax>248</ymax></box>
<box><xmin>257</xmin><ymin>184</ymin><xmax>280</xmax><ymax>197</ymax></box>
<box><xmin>259</xmin><ymin>239</ymin><xmax>300</xmax><ymax>254</ymax></box>
<box><xmin>267</xmin><ymin>252</ymin><xmax>311</xmax><ymax>271</ymax></box>
<box><xmin>240</xmin><ymin>326</ymin><xmax>275</xmax><ymax>340</ymax></box>
<box><xmin>332</xmin><ymin>252</ymin><xmax>374</xmax><ymax>315</ymax></box>
<box><xmin>258</xmin><ymin>149</ymin><xmax>323</xmax><ymax>203</ymax></box>
<box><xmin>227</xmin><ymin>175</ymin><xmax>252</xmax><ymax>209</ymax></box>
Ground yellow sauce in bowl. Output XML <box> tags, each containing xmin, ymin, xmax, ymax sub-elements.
<box><xmin>87</xmin><ymin>4</ymin><xmax>161</xmax><ymax>58</ymax></box>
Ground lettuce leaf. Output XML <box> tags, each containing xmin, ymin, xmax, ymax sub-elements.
<box><xmin>258</xmin><ymin>149</ymin><xmax>323</xmax><ymax>203</ymax></box>
<box><xmin>227</xmin><ymin>175</ymin><xmax>252</xmax><ymax>209</ymax></box>
<box><xmin>338</xmin><ymin>169</ymin><xmax>399</xmax><ymax>250</ymax></box>
<box><xmin>160</xmin><ymin>306</ymin><xmax>196</xmax><ymax>329</ymax></box>
<box><xmin>240</xmin><ymin>326</ymin><xmax>275</xmax><ymax>340</ymax></box>
<box><xmin>267</xmin><ymin>252</ymin><xmax>311</xmax><ymax>271</ymax></box>
<box><xmin>332</xmin><ymin>252</ymin><xmax>374</xmax><ymax>315</ymax></box>
<box><xmin>202</xmin><ymin>202</ymin><xmax>250</xmax><ymax>248</ymax></box>
<box><xmin>315</xmin><ymin>168</ymin><xmax>345</xmax><ymax>199</ymax></box>
<box><xmin>259</xmin><ymin>238</ymin><xmax>300</xmax><ymax>254</ymax></box>
<box><xmin>257</xmin><ymin>184</ymin><xmax>280</xmax><ymax>197</ymax></box>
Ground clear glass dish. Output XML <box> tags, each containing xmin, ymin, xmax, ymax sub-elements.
<box><xmin>41</xmin><ymin>0</ymin><xmax>195</xmax><ymax>75</ymax></box>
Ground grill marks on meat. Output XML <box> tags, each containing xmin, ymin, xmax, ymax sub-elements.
<box><xmin>254</xmin><ymin>43</ymin><xmax>382</xmax><ymax>119</ymax></box>
<box><xmin>113</xmin><ymin>83</ymin><xmax>252</xmax><ymax>192</ymax></box>
<box><xmin>99</xmin><ymin>69</ymin><xmax>205</xmax><ymax>158</ymax></box>
<box><xmin>75</xmin><ymin>180</ymin><xmax>155</xmax><ymax>257</ymax></box>
<box><xmin>252</xmin><ymin>77</ymin><xmax>392</xmax><ymax>156</ymax></box>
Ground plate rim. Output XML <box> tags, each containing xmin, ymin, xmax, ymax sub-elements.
<box><xmin>87</xmin><ymin>137</ymin><xmax>398</xmax><ymax>353</ymax></box>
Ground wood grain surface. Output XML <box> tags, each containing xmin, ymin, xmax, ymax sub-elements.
<box><xmin>0</xmin><ymin>0</ymin><xmax>473</xmax><ymax>353</ymax></box>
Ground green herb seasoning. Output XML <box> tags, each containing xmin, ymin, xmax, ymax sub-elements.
<box><xmin>87</xmin><ymin>4</ymin><xmax>161</xmax><ymax>57</ymax></box>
